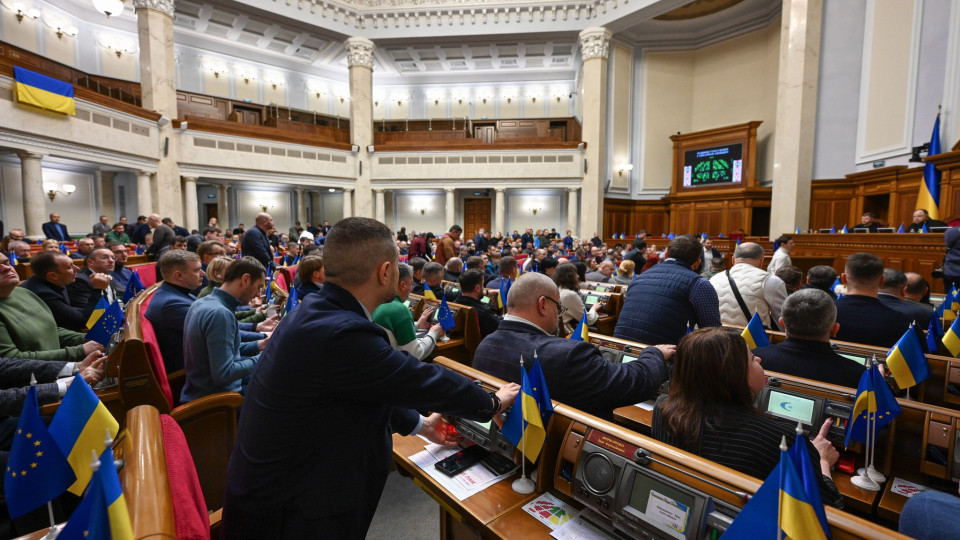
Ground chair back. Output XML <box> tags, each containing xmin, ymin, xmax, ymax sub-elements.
<box><xmin>160</xmin><ymin>414</ymin><xmax>211</xmax><ymax>539</ymax></box>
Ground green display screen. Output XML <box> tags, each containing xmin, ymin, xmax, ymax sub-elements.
<box><xmin>622</xmin><ymin>355</ymin><xmax>638</xmax><ymax>363</ymax></box>
<box><xmin>766</xmin><ymin>390</ymin><xmax>815</xmax><ymax>424</ymax></box>
<box><xmin>585</xmin><ymin>295</ymin><xmax>600</xmax><ymax>304</ymax></box>
<box><xmin>481</xmin><ymin>296</ymin><xmax>491</xmax><ymax>304</ymax></box>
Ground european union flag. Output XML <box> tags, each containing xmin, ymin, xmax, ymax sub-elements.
<box><xmin>86</xmin><ymin>300</ymin><xmax>124</xmax><ymax>347</ymax></box>
<box><xmin>60</xmin><ymin>242</ymin><xmax>69</xmax><ymax>255</ymax></box>
<box><xmin>59</xmin><ymin>444</ymin><xmax>133</xmax><ymax>540</ymax></box>
<box><xmin>667</xmin><ymin>232</ymin><xmax>675</xmax><ymax>240</ymax></box>
<box><xmin>438</xmin><ymin>293</ymin><xmax>456</xmax><ymax>331</ymax></box>
<box><xmin>3</xmin><ymin>386</ymin><xmax>76</xmax><ymax>518</ymax></box>
<box><xmin>134</xmin><ymin>244</ymin><xmax>144</xmax><ymax>255</ymax></box>
<box><xmin>286</xmin><ymin>286</ymin><xmax>299</xmax><ymax>315</ymax></box>
<box><xmin>788</xmin><ymin>430</ymin><xmax>830</xmax><ymax>538</ymax></box>
<box><xmin>501</xmin><ymin>359</ymin><xmax>547</xmax><ymax>463</ymax></box>
<box><xmin>831</xmin><ymin>277</ymin><xmax>842</xmax><ymax>295</ymax></box>
<box><xmin>569</xmin><ymin>310</ymin><xmax>587</xmax><ymax>341</ymax></box>
<box><xmin>722</xmin><ymin>437</ymin><xmax>827</xmax><ymax>540</ymax></box>
<box><xmin>741</xmin><ymin>311</ymin><xmax>770</xmax><ymax>349</ymax></box>
<box><xmin>86</xmin><ymin>296</ymin><xmax>108</xmax><ymax>330</ymax></box>
<box><xmin>845</xmin><ymin>364</ymin><xmax>901</xmax><ymax>447</ymax></box>
<box><xmin>121</xmin><ymin>272</ymin><xmax>146</xmax><ymax>303</ymax></box>
<box><xmin>498</xmin><ymin>278</ymin><xmax>511</xmax><ymax>309</ymax></box>
<box><xmin>897</xmin><ymin>223</ymin><xmax>905</xmax><ymax>233</ymax></box>
<box><xmin>886</xmin><ymin>326</ymin><xmax>930</xmax><ymax>389</ymax></box>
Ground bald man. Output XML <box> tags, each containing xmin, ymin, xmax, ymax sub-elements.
<box><xmin>240</xmin><ymin>212</ymin><xmax>275</xmax><ymax>271</ymax></box>
<box><xmin>473</xmin><ymin>272</ymin><xmax>673</xmax><ymax>421</ymax></box>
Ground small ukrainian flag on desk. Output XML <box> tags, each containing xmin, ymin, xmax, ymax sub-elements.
<box><xmin>14</xmin><ymin>66</ymin><xmax>76</xmax><ymax>115</ymax></box>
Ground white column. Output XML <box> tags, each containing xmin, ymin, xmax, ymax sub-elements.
<box><xmin>217</xmin><ymin>184</ymin><xmax>231</xmax><ymax>230</ymax></box>
<box><xmin>578</xmin><ymin>27</ymin><xmax>611</xmax><ymax>238</ymax></box>
<box><xmin>445</xmin><ymin>188</ymin><xmax>456</xmax><ymax>228</ymax></box>
<box><xmin>343</xmin><ymin>188</ymin><xmax>354</xmax><ymax>218</ymax></box>
<box><xmin>98</xmin><ymin>171</ymin><xmax>116</xmax><ymax>220</ymax></box>
<box><xmin>295</xmin><ymin>188</ymin><xmax>308</xmax><ymax>225</ymax></box>
<box><xmin>566</xmin><ymin>187</ymin><xmax>580</xmax><ymax>239</ymax></box>
<box><xmin>346</xmin><ymin>37</ymin><xmax>375</xmax><ymax>218</ymax></box>
<box><xmin>375</xmin><ymin>189</ymin><xmax>386</xmax><ymax>223</ymax></box>
<box><xmin>18</xmin><ymin>152</ymin><xmax>45</xmax><ymax>240</ymax></box>
<box><xmin>770</xmin><ymin>0</ymin><xmax>823</xmax><ymax>236</ymax></box>
<box><xmin>495</xmin><ymin>188</ymin><xmax>506</xmax><ymax>236</ymax></box>
<box><xmin>136</xmin><ymin>170</ymin><xmax>153</xmax><ymax>218</ymax></box>
<box><xmin>182</xmin><ymin>176</ymin><xmax>199</xmax><ymax>232</ymax></box>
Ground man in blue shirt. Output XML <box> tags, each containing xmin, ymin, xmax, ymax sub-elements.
<box><xmin>108</xmin><ymin>242</ymin><xmax>134</xmax><ymax>291</ymax></box>
<box><xmin>42</xmin><ymin>213</ymin><xmax>70</xmax><ymax>241</ymax></box>
<box><xmin>181</xmin><ymin>256</ymin><xmax>269</xmax><ymax>402</ymax></box>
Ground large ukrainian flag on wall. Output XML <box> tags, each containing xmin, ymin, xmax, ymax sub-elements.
<box><xmin>14</xmin><ymin>66</ymin><xmax>76</xmax><ymax>115</ymax></box>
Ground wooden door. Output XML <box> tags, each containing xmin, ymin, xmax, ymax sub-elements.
<box><xmin>475</xmin><ymin>125</ymin><xmax>496</xmax><ymax>143</ymax></box>
<box><xmin>463</xmin><ymin>198</ymin><xmax>492</xmax><ymax>240</ymax></box>
<box><xmin>205</xmin><ymin>204</ymin><xmax>218</xmax><ymax>224</ymax></box>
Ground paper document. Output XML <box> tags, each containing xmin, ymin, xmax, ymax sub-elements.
<box><xmin>410</xmin><ymin>448</ymin><xmax>516</xmax><ymax>501</ymax></box>
<box><xmin>550</xmin><ymin>516</ymin><xmax>616</xmax><ymax>540</ymax></box>
<box><xmin>523</xmin><ymin>493</ymin><xmax>578</xmax><ymax>530</ymax></box>
<box><xmin>634</xmin><ymin>399</ymin><xmax>656</xmax><ymax>411</ymax></box>
<box><xmin>890</xmin><ymin>477</ymin><xmax>929</xmax><ymax>498</ymax></box>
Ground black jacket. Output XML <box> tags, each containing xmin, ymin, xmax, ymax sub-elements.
<box><xmin>753</xmin><ymin>338</ymin><xmax>864</xmax><ymax>389</ymax></box>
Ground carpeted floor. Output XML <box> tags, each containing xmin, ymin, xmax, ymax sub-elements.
<box><xmin>367</xmin><ymin>470</ymin><xmax>441</xmax><ymax>539</ymax></box>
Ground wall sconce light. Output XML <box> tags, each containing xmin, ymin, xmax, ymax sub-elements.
<box><xmin>617</xmin><ymin>163</ymin><xmax>634</xmax><ymax>177</ymax></box>
<box><xmin>10</xmin><ymin>2</ymin><xmax>40</xmax><ymax>22</ymax></box>
<box><xmin>482</xmin><ymin>98</ymin><xmax>487</xmax><ymax>104</ymax></box>
<box><xmin>506</xmin><ymin>97</ymin><xmax>512</xmax><ymax>104</ymax></box>
<box><xmin>556</xmin><ymin>96</ymin><xmax>562</xmax><ymax>102</ymax></box>
<box><xmin>43</xmin><ymin>182</ymin><xmax>75</xmax><ymax>201</ymax></box>
<box><xmin>42</xmin><ymin>15</ymin><xmax>77</xmax><ymax>40</ymax></box>
<box><xmin>259</xmin><ymin>202</ymin><xmax>277</xmax><ymax>212</ymax></box>
<box><xmin>97</xmin><ymin>33</ymin><xmax>138</xmax><ymax>59</ymax></box>
<box><xmin>418</xmin><ymin>208</ymin><xmax>427</xmax><ymax>215</ymax></box>
<box><xmin>531</xmin><ymin>97</ymin><xmax>537</xmax><ymax>103</ymax></box>
<box><xmin>529</xmin><ymin>207</ymin><xmax>541</xmax><ymax>216</ymax></box>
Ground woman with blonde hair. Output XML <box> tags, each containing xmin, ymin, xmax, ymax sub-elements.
<box><xmin>609</xmin><ymin>260</ymin><xmax>636</xmax><ymax>286</ymax></box>
<box><xmin>42</xmin><ymin>239</ymin><xmax>60</xmax><ymax>252</ymax></box>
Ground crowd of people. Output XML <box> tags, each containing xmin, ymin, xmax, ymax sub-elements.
<box><xmin>0</xmin><ymin>209</ymin><xmax>953</xmax><ymax>537</ymax></box>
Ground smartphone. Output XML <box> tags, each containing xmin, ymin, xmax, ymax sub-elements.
<box><xmin>435</xmin><ymin>445</ymin><xmax>485</xmax><ymax>476</ymax></box>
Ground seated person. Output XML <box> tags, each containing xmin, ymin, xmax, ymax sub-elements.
<box><xmin>71</xmin><ymin>237</ymin><xmax>94</xmax><ymax>260</ymax></box>
<box><xmin>409</xmin><ymin>257</ymin><xmax>427</xmax><ymax>290</ymax></box>
<box><xmin>904</xmin><ymin>272</ymin><xmax>934</xmax><ymax>311</ymax></box>
<box><xmin>486</xmin><ymin>256</ymin><xmax>518</xmax><ymax>289</ymax></box>
<box><xmin>878</xmin><ymin>268</ymin><xmax>933</xmax><ymax>327</ymax></box>
<box><xmin>835</xmin><ymin>253</ymin><xmax>912</xmax><ymax>347</ymax></box>
<box><xmin>280</xmin><ymin>242</ymin><xmax>301</xmax><ymax>267</ymax></box>
<box><xmin>455</xmin><ymin>270</ymin><xmax>502</xmax><ymax>339</ymax></box>
<box><xmin>443</xmin><ymin>258</ymin><xmax>463</xmax><ymax>282</ymax></box>
<box><xmin>541</xmin><ymin>257</ymin><xmax>559</xmax><ymax>277</ymax></box>
<box><xmin>802</xmin><ymin>265</ymin><xmax>838</xmax><ymax>299</ymax></box>
<box><xmin>473</xmin><ymin>272</ymin><xmax>673</xmax><ymax>421</ymax></box>
<box><xmin>68</xmin><ymin>248</ymin><xmax>123</xmax><ymax>319</ymax></box>
<box><xmin>0</xmin><ymin>253</ymin><xmax>103</xmax><ymax>362</ymax></box>
<box><xmin>372</xmin><ymin>263</ymin><xmax>443</xmax><ymax>360</ymax></box>
<box><xmin>850</xmin><ymin>212</ymin><xmax>880</xmax><ymax>233</ymax></box>
<box><xmin>900</xmin><ymin>486</ymin><xmax>960</xmax><ymax>540</ymax></box>
<box><xmin>413</xmin><ymin>262</ymin><xmax>445</xmax><ymax>299</ymax></box>
<box><xmin>752</xmin><ymin>289</ymin><xmax>864</xmax><ymax>388</ymax></box>
<box><xmin>108</xmin><ymin>242</ymin><xmax>134</xmax><ymax>291</ymax></box>
<box><xmin>295</xmin><ymin>255</ymin><xmax>325</xmax><ymax>300</ymax></box>
<box><xmin>195</xmin><ymin>239</ymin><xmax>227</xmax><ymax>294</ymax></box>
<box><xmin>554</xmin><ymin>263</ymin><xmax>602</xmax><ymax>337</ymax></box>
<box><xmin>0</xmin><ymin>352</ymin><xmax>104</xmax><ymax>417</ymax></box>
<box><xmin>652</xmin><ymin>326</ymin><xmax>842</xmax><ymax>506</ymax></box>
<box><xmin>23</xmin><ymin>251</ymin><xmax>104</xmax><ymax>332</ymax></box>
<box><xmin>907</xmin><ymin>208</ymin><xmax>948</xmax><ymax>233</ymax></box>
<box><xmin>609</xmin><ymin>260</ymin><xmax>636</xmax><ymax>286</ymax></box>
<box><xmin>775</xmin><ymin>265</ymin><xmax>803</xmax><ymax>295</ymax></box>
<box><xmin>41</xmin><ymin>239</ymin><xmax>60</xmax><ymax>253</ymax></box>
<box><xmin>181</xmin><ymin>257</ymin><xmax>270</xmax><ymax>402</ymax></box>
<box><xmin>105</xmin><ymin>222</ymin><xmax>130</xmax><ymax>244</ymax></box>
<box><xmin>6</xmin><ymin>241</ymin><xmax>30</xmax><ymax>264</ymax></box>
<box><xmin>585</xmin><ymin>260</ymin><xmax>615</xmax><ymax>283</ymax></box>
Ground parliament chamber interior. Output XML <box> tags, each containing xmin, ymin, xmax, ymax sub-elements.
<box><xmin>1</xmin><ymin>0</ymin><xmax>960</xmax><ymax>538</ymax></box>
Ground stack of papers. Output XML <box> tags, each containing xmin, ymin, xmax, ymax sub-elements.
<box><xmin>410</xmin><ymin>443</ymin><xmax>518</xmax><ymax>501</ymax></box>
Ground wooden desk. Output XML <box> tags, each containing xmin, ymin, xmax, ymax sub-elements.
<box><xmin>487</xmin><ymin>498</ymin><xmax>568</xmax><ymax>539</ymax></box>
<box><xmin>834</xmin><ymin>473</ymin><xmax>883</xmax><ymax>514</ymax></box>
<box><xmin>613</xmin><ymin>404</ymin><xmax>652</xmax><ymax>435</ymax></box>
<box><xmin>392</xmin><ymin>434</ymin><xmax>534</xmax><ymax>536</ymax></box>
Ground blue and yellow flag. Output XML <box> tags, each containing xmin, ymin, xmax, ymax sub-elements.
<box><xmin>845</xmin><ymin>364</ymin><xmax>901</xmax><ymax>447</ymax></box>
<box><xmin>569</xmin><ymin>310</ymin><xmax>588</xmax><ymax>341</ymax></box>
<box><xmin>8</xmin><ymin>251</ymin><xmax>17</xmax><ymax>267</ymax></box>
<box><xmin>788</xmin><ymin>430</ymin><xmax>830</xmax><ymax>538</ymax></box>
<box><xmin>917</xmin><ymin>111</ymin><xmax>943</xmax><ymax>219</ymax></box>
<box><xmin>722</xmin><ymin>438</ymin><xmax>827</xmax><ymax>540</ymax></box>
<box><xmin>922</xmin><ymin>222</ymin><xmax>930</xmax><ymax>234</ymax></box>
<box><xmin>59</xmin><ymin>444</ymin><xmax>133</xmax><ymax>540</ymax></box>
<box><xmin>14</xmin><ymin>66</ymin><xmax>76</xmax><ymax>115</ymax></box>
<box><xmin>423</xmin><ymin>287</ymin><xmax>437</xmax><ymax>300</ymax></box>
<box><xmin>286</xmin><ymin>286</ymin><xmax>299</xmax><ymax>314</ymax></box>
<box><xmin>897</xmin><ymin>223</ymin><xmax>905</xmax><ymax>233</ymax></box>
<box><xmin>121</xmin><ymin>272</ymin><xmax>146</xmax><ymax>303</ymax></box>
<box><xmin>527</xmin><ymin>357</ymin><xmax>554</xmax><ymax>426</ymax></box>
<box><xmin>135</xmin><ymin>244</ymin><xmax>144</xmax><ymax>255</ymax></box>
<box><xmin>841</xmin><ymin>225</ymin><xmax>849</xmax><ymax>234</ymax></box>
<box><xmin>86</xmin><ymin>300</ymin><xmax>124</xmax><ymax>347</ymax></box>
<box><xmin>498</xmin><ymin>278</ymin><xmax>511</xmax><ymax>309</ymax></box>
<box><xmin>929</xmin><ymin>314</ymin><xmax>945</xmax><ymax>354</ymax></box>
<box><xmin>501</xmin><ymin>360</ymin><xmax>547</xmax><ymax>463</ymax></box>
<box><xmin>49</xmin><ymin>373</ymin><xmax>120</xmax><ymax>495</ymax></box>
<box><xmin>3</xmin><ymin>386</ymin><xmax>76</xmax><ymax>518</ymax></box>
<box><xmin>438</xmin><ymin>293</ymin><xmax>456</xmax><ymax>331</ymax></box>
<box><xmin>86</xmin><ymin>296</ymin><xmax>108</xmax><ymax>329</ymax></box>
<box><xmin>741</xmin><ymin>311</ymin><xmax>770</xmax><ymax>349</ymax></box>
<box><xmin>886</xmin><ymin>326</ymin><xmax>930</xmax><ymax>389</ymax></box>
<box><xmin>944</xmin><ymin>316</ymin><xmax>960</xmax><ymax>357</ymax></box>
<box><xmin>942</xmin><ymin>289</ymin><xmax>956</xmax><ymax>321</ymax></box>
<box><xmin>951</xmin><ymin>286</ymin><xmax>959</xmax><ymax>312</ymax></box>
<box><xmin>60</xmin><ymin>242</ymin><xmax>70</xmax><ymax>255</ymax></box>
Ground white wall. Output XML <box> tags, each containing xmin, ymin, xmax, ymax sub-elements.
<box><xmin>505</xmin><ymin>190</ymin><xmax>564</xmax><ymax>234</ymax></box>
<box><xmin>235</xmin><ymin>189</ymin><xmax>292</xmax><ymax>234</ymax></box>
<box><xmin>395</xmin><ymin>191</ymin><xmax>446</xmax><ymax>235</ymax></box>
<box><xmin>0</xmin><ymin>163</ymin><xmax>96</xmax><ymax>235</ymax></box>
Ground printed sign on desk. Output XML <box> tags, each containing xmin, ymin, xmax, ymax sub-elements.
<box><xmin>523</xmin><ymin>493</ymin><xmax>578</xmax><ymax>530</ymax></box>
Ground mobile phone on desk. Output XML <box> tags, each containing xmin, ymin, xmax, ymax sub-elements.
<box><xmin>435</xmin><ymin>445</ymin><xmax>485</xmax><ymax>477</ymax></box>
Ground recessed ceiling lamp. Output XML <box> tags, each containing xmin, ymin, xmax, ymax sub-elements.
<box><xmin>91</xmin><ymin>0</ymin><xmax>124</xmax><ymax>18</ymax></box>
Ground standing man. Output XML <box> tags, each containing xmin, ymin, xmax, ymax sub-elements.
<box><xmin>163</xmin><ymin>217</ymin><xmax>190</xmax><ymax>237</ymax></box>
<box><xmin>710</xmin><ymin>242</ymin><xmax>787</xmax><ymax>330</ymax></box>
<box><xmin>473</xmin><ymin>228</ymin><xmax>488</xmax><ymax>255</ymax></box>
<box><xmin>222</xmin><ymin>217</ymin><xmax>518</xmax><ymax>538</ymax></box>
<box><xmin>435</xmin><ymin>225</ymin><xmax>462</xmax><ymax>266</ymax></box>
<box><xmin>144</xmin><ymin>214</ymin><xmax>174</xmax><ymax>262</ymax></box>
<box><xmin>240</xmin><ymin>213</ymin><xmax>274</xmax><ymax>272</ymax></box>
<box><xmin>130</xmin><ymin>216</ymin><xmax>150</xmax><ymax>245</ymax></box>
<box><xmin>92</xmin><ymin>215</ymin><xmax>111</xmax><ymax>237</ymax></box>
<box><xmin>43</xmin><ymin>213</ymin><xmax>70</xmax><ymax>241</ymax></box>
<box><xmin>766</xmin><ymin>235</ymin><xmax>795</xmax><ymax>274</ymax></box>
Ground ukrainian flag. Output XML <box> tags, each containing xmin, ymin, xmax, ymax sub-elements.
<box><xmin>917</xmin><ymin>111</ymin><xmax>942</xmax><ymax>220</ymax></box>
<box><xmin>85</xmin><ymin>296</ymin><xmax>108</xmax><ymax>329</ymax></box>
<box><xmin>841</xmin><ymin>225</ymin><xmax>849</xmax><ymax>234</ymax></box>
<box><xmin>49</xmin><ymin>373</ymin><xmax>119</xmax><ymax>495</ymax></box>
<box><xmin>886</xmin><ymin>326</ymin><xmax>930</xmax><ymax>389</ymax></box>
<box><xmin>14</xmin><ymin>66</ymin><xmax>76</xmax><ymax>115</ymax></box>
<box><xmin>845</xmin><ymin>364</ymin><xmax>901</xmax><ymax>447</ymax></box>
<box><xmin>570</xmin><ymin>310</ymin><xmax>588</xmax><ymax>341</ymax></box>
<box><xmin>501</xmin><ymin>363</ymin><xmax>547</xmax><ymax>463</ymax></box>
<box><xmin>741</xmin><ymin>311</ymin><xmax>770</xmax><ymax>349</ymax></box>
<box><xmin>498</xmin><ymin>278</ymin><xmax>511</xmax><ymax>309</ymax></box>
<box><xmin>778</xmin><ymin>443</ymin><xmax>828</xmax><ymax>540</ymax></box>
<box><xmin>59</xmin><ymin>444</ymin><xmax>133</xmax><ymax>540</ymax></box>
<box><xmin>943</xmin><ymin>316</ymin><xmax>960</xmax><ymax>357</ymax></box>
<box><xmin>942</xmin><ymin>289</ymin><xmax>956</xmax><ymax>321</ymax></box>
<box><xmin>951</xmin><ymin>286</ymin><xmax>959</xmax><ymax>312</ymax></box>
<box><xmin>423</xmin><ymin>288</ymin><xmax>437</xmax><ymax>300</ymax></box>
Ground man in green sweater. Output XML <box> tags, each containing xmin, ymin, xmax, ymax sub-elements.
<box><xmin>372</xmin><ymin>262</ymin><xmax>443</xmax><ymax>360</ymax></box>
<box><xmin>0</xmin><ymin>253</ymin><xmax>103</xmax><ymax>362</ymax></box>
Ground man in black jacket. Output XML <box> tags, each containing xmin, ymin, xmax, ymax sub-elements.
<box><xmin>456</xmin><ymin>270</ymin><xmax>501</xmax><ymax>339</ymax></box>
<box><xmin>22</xmin><ymin>251</ymin><xmax>104</xmax><ymax>331</ymax></box>
<box><xmin>240</xmin><ymin>213</ymin><xmax>275</xmax><ymax>271</ymax></box>
<box><xmin>68</xmin><ymin>248</ymin><xmax>122</xmax><ymax>319</ymax></box>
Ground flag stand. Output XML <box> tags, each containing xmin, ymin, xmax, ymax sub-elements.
<box><xmin>852</xmin><ymin>356</ymin><xmax>881</xmax><ymax>491</ymax></box>
<box><xmin>512</xmin><ymin>356</ymin><xmax>535</xmax><ymax>495</ymax></box>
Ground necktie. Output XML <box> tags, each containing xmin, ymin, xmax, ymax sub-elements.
<box><xmin>59</xmin><ymin>224</ymin><xmax>66</xmax><ymax>241</ymax></box>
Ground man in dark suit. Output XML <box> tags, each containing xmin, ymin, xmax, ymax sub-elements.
<box><xmin>473</xmin><ymin>228</ymin><xmax>488</xmax><ymax>255</ymax></box>
<box><xmin>456</xmin><ymin>270</ymin><xmax>502</xmax><ymax>339</ymax></box>
<box><xmin>130</xmin><ymin>216</ymin><xmax>150</xmax><ymax>245</ymax></box>
<box><xmin>752</xmin><ymin>288</ymin><xmax>864</xmax><ymax>389</ymax></box>
<box><xmin>67</xmin><ymin>248</ymin><xmax>122</xmax><ymax>321</ymax></box>
<box><xmin>162</xmin><ymin>217</ymin><xmax>190</xmax><ymax>237</ymax></box>
<box><xmin>72</xmin><ymin>237</ymin><xmax>94</xmax><ymax>260</ymax></box>
<box><xmin>850</xmin><ymin>212</ymin><xmax>880</xmax><ymax>233</ymax></box>
<box><xmin>473</xmin><ymin>272</ymin><xmax>673</xmax><ymax>421</ymax></box>
<box><xmin>879</xmin><ymin>268</ymin><xmax>933</xmax><ymax>327</ymax></box>
<box><xmin>42</xmin><ymin>213</ymin><xmax>70</xmax><ymax>241</ymax></box>
<box><xmin>520</xmin><ymin>228</ymin><xmax>534</xmax><ymax>250</ymax></box>
<box><xmin>907</xmin><ymin>208</ymin><xmax>948</xmax><ymax>232</ymax></box>
<box><xmin>222</xmin><ymin>217</ymin><xmax>518</xmax><ymax>539</ymax></box>
<box><xmin>834</xmin><ymin>253</ymin><xmax>912</xmax><ymax>348</ymax></box>
<box><xmin>146</xmin><ymin>250</ymin><xmax>206</xmax><ymax>374</ymax></box>
<box><xmin>240</xmin><ymin>213</ymin><xmax>274</xmax><ymax>272</ymax></box>
<box><xmin>22</xmin><ymin>251</ymin><xmax>103</xmax><ymax>331</ymax></box>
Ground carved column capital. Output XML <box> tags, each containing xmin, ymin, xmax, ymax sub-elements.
<box><xmin>578</xmin><ymin>27</ymin><xmax>612</xmax><ymax>61</ymax></box>
<box><xmin>345</xmin><ymin>37</ymin><xmax>376</xmax><ymax>69</ymax></box>
<box><xmin>133</xmin><ymin>0</ymin><xmax>175</xmax><ymax>17</ymax></box>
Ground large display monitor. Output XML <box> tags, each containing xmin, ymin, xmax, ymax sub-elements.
<box><xmin>682</xmin><ymin>143</ymin><xmax>743</xmax><ymax>187</ymax></box>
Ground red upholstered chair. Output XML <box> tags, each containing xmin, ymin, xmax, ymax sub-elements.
<box><xmin>137</xmin><ymin>292</ymin><xmax>175</xmax><ymax>408</ymax></box>
<box><xmin>274</xmin><ymin>269</ymin><xmax>290</xmax><ymax>292</ymax></box>
<box><xmin>132</xmin><ymin>262</ymin><xmax>158</xmax><ymax>288</ymax></box>
<box><xmin>159</xmin><ymin>414</ymin><xmax>210</xmax><ymax>540</ymax></box>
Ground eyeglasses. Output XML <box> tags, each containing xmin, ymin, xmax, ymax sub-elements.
<box><xmin>541</xmin><ymin>295</ymin><xmax>567</xmax><ymax>317</ymax></box>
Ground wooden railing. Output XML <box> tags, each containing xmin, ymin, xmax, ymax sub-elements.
<box><xmin>180</xmin><ymin>116</ymin><xmax>354</xmax><ymax>151</ymax></box>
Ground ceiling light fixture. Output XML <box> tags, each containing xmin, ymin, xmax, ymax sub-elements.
<box><xmin>91</xmin><ymin>0</ymin><xmax>124</xmax><ymax>18</ymax></box>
